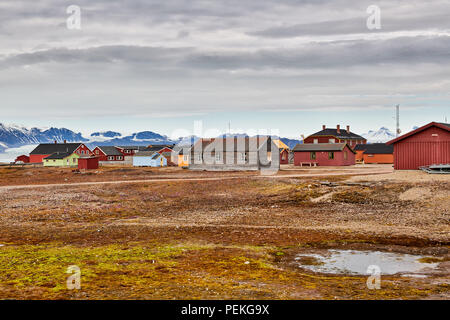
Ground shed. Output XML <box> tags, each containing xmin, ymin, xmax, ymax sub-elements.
<box><xmin>387</xmin><ymin>122</ymin><xmax>450</xmax><ymax>170</ymax></box>
<box><xmin>292</xmin><ymin>143</ymin><xmax>355</xmax><ymax>166</ymax></box>
<box><xmin>279</xmin><ymin>148</ymin><xmax>290</xmax><ymax>164</ymax></box>
<box><xmin>78</xmin><ymin>157</ymin><xmax>99</xmax><ymax>170</ymax></box>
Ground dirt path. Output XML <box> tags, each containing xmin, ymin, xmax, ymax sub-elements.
<box><xmin>0</xmin><ymin>168</ymin><xmax>393</xmax><ymax>190</ymax></box>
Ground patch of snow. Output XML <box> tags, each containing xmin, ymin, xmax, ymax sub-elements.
<box><xmin>362</xmin><ymin>127</ymin><xmax>396</xmax><ymax>143</ymax></box>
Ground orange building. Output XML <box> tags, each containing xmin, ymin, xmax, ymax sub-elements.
<box><xmin>353</xmin><ymin>144</ymin><xmax>366</xmax><ymax>162</ymax></box>
<box><xmin>361</xmin><ymin>143</ymin><xmax>394</xmax><ymax>164</ymax></box>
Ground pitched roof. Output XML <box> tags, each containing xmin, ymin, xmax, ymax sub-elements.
<box><xmin>353</xmin><ymin>144</ymin><xmax>369</xmax><ymax>151</ymax></box>
<box><xmin>387</xmin><ymin>122</ymin><xmax>450</xmax><ymax>145</ymax></box>
<box><xmin>292</xmin><ymin>143</ymin><xmax>356</xmax><ymax>153</ymax></box>
<box><xmin>362</xmin><ymin>143</ymin><xmax>393</xmax><ymax>154</ymax></box>
<box><xmin>307</xmin><ymin>128</ymin><xmax>365</xmax><ymax>140</ymax></box>
<box><xmin>44</xmin><ymin>152</ymin><xmax>75</xmax><ymax>160</ymax></box>
<box><xmin>96</xmin><ymin>146</ymin><xmax>123</xmax><ymax>156</ymax></box>
<box><xmin>143</xmin><ymin>145</ymin><xmax>174</xmax><ymax>152</ymax></box>
<box><xmin>176</xmin><ymin>147</ymin><xmax>191</xmax><ymax>155</ymax></box>
<box><xmin>273</xmin><ymin>139</ymin><xmax>289</xmax><ymax>150</ymax></box>
<box><xmin>30</xmin><ymin>143</ymin><xmax>82</xmax><ymax>155</ymax></box>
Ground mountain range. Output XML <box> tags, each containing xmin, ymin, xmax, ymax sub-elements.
<box><xmin>0</xmin><ymin>123</ymin><xmax>401</xmax><ymax>155</ymax></box>
<box><xmin>0</xmin><ymin>123</ymin><xmax>88</xmax><ymax>152</ymax></box>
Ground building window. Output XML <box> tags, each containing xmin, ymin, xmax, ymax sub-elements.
<box><xmin>73</xmin><ymin>158</ymin><xmax>76</xmax><ymax>163</ymax></box>
<box><xmin>108</xmin><ymin>156</ymin><xmax>114</xmax><ymax>161</ymax></box>
<box><xmin>95</xmin><ymin>150</ymin><xmax>99</xmax><ymax>154</ymax></box>
<box><xmin>344</xmin><ymin>151</ymin><xmax>348</xmax><ymax>160</ymax></box>
<box><xmin>313</xmin><ymin>139</ymin><xmax>318</xmax><ymax>144</ymax></box>
<box><xmin>240</xmin><ymin>152</ymin><xmax>246</xmax><ymax>161</ymax></box>
<box><xmin>81</xmin><ymin>150</ymin><xmax>84</xmax><ymax>155</ymax></box>
<box><xmin>184</xmin><ymin>155</ymin><xmax>189</xmax><ymax>161</ymax></box>
<box><xmin>310</xmin><ymin>152</ymin><xmax>316</xmax><ymax>160</ymax></box>
<box><xmin>196</xmin><ymin>154</ymin><xmax>202</xmax><ymax>162</ymax></box>
<box><xmin>329</xmin><ymin>139</ymin><xmax>335</xmax><ymax>143</ymax></box>
<box><xmin>328</xmin><ymin>152</ymin><xmax>334</xmax><ymax>160</ymax></box>
<box><xmin>117</xmin><ymin>156</ymin><xmax>123</xmax><ymax>160</ymax></box>
<box><xmin>215</xmin><ymin>153</ymin><xmax>221</xmax><ymax>161</ymax></box>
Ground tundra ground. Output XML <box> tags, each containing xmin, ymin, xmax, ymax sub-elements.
<box><xmin>0</xmin><ymin>165</ymin><xmax>448</xmax><ymax>299</ymax></box>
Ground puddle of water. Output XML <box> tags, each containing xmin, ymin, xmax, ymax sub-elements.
<box><xmin>295</xmin><ymin>249</ymin><xmax>440</xmax><ymax>275</ymax></box>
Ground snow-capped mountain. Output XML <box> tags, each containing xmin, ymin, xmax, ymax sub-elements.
<box><xmin>361</xmin><ymin>127</ymin><xmax>396</xmax><ymax>143</ymax></box>
<box><xmin>90</xmin><ymin>131</ymin><xmax>122</xmax><ymax>139</ymax></box>
<box><xmin>0</xmin><ymin>123</ymin><xmax>88</xmax><ymax>152</ymax></box>
<box><xmin>85</xmin><ymin>131</ymin><xmax>175</xmax><ymax>148</ymax></box>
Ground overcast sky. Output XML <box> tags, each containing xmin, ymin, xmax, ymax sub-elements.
<box><xmin>0</xmin><ymin>0</ymin><xmax>449</xmax><ymax>138</ymax></box>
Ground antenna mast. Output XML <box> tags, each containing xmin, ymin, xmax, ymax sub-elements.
<box><xmin>395</xmin><ymin>104</ymin><xmax>401</xmax><ymax>137</ymax></box>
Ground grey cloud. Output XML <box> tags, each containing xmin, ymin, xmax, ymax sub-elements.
<box><xmin>3</xmin><ymin>35</ymin><xmax>449</xmax><ymax>71</ymax></box>
<box><xmin>250</xmin><ymin>12</ymin><xmax>450</xmax><ymax>38</ymax></box>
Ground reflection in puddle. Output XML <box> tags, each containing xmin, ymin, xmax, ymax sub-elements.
<box><xmin>295</xmin><ymin>249</ymin><xmax>440</xmax><ymax>275</ymax></box>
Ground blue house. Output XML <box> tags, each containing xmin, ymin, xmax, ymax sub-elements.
<box><xmin>133</xmin><ymin>151</ymin><xmax>167</xmax><ymax>167</ymax></box>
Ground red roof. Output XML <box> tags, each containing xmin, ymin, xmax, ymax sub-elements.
<box><xmin>386</xmin><ymin>122</ymin><xmax>450</xmax><ymax>145</ymax></box>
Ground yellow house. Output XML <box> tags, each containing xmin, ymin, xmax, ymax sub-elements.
<box><xmin>177</xmin><ymin>149</ymin><xmax>190</xmax><ymax>167</ymax></box>
<box><xmin>43</xmin><ymin>152</ymin><xmax>80</xmax><ymax>167</ymax></box>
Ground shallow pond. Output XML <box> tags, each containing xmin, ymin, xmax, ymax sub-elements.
<box><xmin>295</xmin><ymin>249</ymin><xmax>440</xmax><ymax>276</ymax></box>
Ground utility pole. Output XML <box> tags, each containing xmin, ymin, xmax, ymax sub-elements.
<box><xmin>395</xmin><ymin>104</ymin><xmax>401</xmax><ymax>137</ymax></box>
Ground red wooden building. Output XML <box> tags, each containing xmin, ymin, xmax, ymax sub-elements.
<box><xmin>78</xmin><ymin>157</ymin><xmax>99</xmax><ymax>170</ymax></box>
<box><xmin>280</xmin><ymin>148</ymin><xmax>289</xmax><ymax>164</ymax></box>
<box><xmin>15</xmin><ymin>155</ymin><xmax>30</xmax><ymax>163</ymax></box>
<box><xmin>293</xmin><ymin>143</ymin><xmax>356</xmax><ymax>166</ymax></box>
<box><xmin>304</xmin><ymin>125</ymin><xmax>366</xmax><ymax>148</ymax></box>
<box><xmin>29</xmin><ymin>142</ymin><xmax>92</xmax><ymax>163</ymax></box>
<box><xmin>92</xmin><ymin>146</ymin><xmax>125</xmax><ymax>161</ymax></box>
<box><xmin>387</xmin><ymin>122</ymin><xmax>450</xmax><ymax>170</ymax></box>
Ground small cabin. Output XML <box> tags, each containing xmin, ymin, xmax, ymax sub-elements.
<box><xmin>133</xmin><ymin>152</ymin><xmax>167</xmax><ymax>167</ymax></box>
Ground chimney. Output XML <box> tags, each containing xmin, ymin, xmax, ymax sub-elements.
<box><xmin>336</xmin><ymin>125</ymin><xmax>340</xmax><ymax>133</ymax></box>
<box><xmin>64</xmin><ymin>140</ymin><xmax>67</xmax><ymax>144</ymax></box>
<box><xmin>322</xmin><ymin>125</ymin><xmax>326</xmax><ymax>130</ymax></box>
<box><xmin>346</xmin><ymin>125</ymin><xmax>350</xmax><ymax>133</ymax></box>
